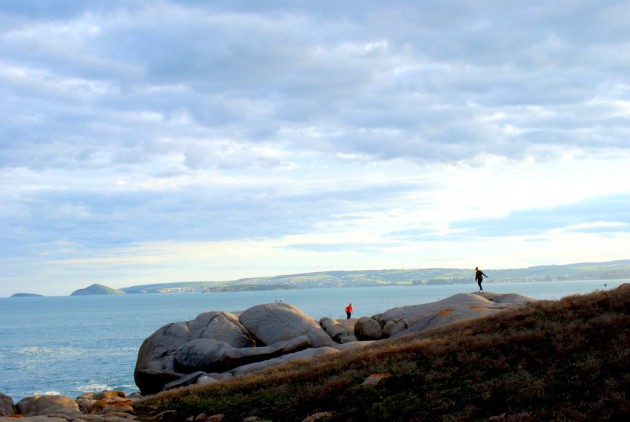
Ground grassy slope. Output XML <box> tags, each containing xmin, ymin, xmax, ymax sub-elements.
<box><xmin>134</xmin><ymin>285</ymin><xmax>630</xmax><ymax>421</ymax></box>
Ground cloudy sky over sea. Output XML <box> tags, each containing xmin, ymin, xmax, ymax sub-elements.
<box><xmin>2</xmin><ymin>1</ymin><xmax>630</xmax><ymax>296</ymax></box>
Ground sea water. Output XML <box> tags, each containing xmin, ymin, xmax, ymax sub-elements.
<box><xmin>0</xmin><ymin>279</ymin><xmax>625</xmax><ymax>401</ymax></box>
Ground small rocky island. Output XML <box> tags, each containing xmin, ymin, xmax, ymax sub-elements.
<box><xmin>10</xmin><ymin>293</ymin><xmax>44</xmax><ymax>298</ymax></box>
<box><xmin>70</xmin><ymin>284</ymin><xmax>125</xmax><ymax>296</ymax></box>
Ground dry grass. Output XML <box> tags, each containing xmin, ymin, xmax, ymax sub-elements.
<box><xmin>134</xmin><ymin>285</ymin><xmax>630</xmax><ymax>421</ymax></box>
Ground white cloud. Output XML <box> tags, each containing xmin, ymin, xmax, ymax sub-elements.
<box><xmin>1</xmin><ymin>0</ymin><xmax>630</xmax><ymax>296</ymax></box>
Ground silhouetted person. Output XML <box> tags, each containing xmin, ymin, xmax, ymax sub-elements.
<box><xmin>345</xmin><ymin>303</ymin><xmax>353</xmax><ymax>319</ymax></box>
<box><xmin>475</xmin><ymin>267</ymin><xmax>487</xmax><ymax>291</ymax></box>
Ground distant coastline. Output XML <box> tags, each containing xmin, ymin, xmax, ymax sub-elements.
<box><xmin>6</xmin><ymin>258</ymin><xmax>630</xmax><ymax>297</ymax></box>
<box><xmin>10</xmin><ymin>293</ymin><xmax>44</xmax><ymax>298</ymax></box>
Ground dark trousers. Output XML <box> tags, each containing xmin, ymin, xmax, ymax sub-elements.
<box><xmin>346</xmin><ymin>312</ymin><xmax>351</xmax><ymax>319</ymax></box>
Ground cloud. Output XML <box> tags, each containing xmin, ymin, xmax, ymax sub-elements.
<box><xmin>2</xmin><ymin>1</ymin><xmax>630</xmax><ymax>295</ymax></box>
<box><xmin>450</xmin><ymin>194</ymin><xmax>630</xmax><ymax>238</ymax></box>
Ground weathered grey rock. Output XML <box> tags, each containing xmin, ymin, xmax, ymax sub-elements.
<box><xmin>175</xmin><ymin>335</ymin><xmax>311</xmax><ymax>373</ymax></box>
<box><xmin>229</xmin><ymin>347</ymin><xmax>340</xmax><ymax>377</ymax></box>
<box><xmin>196</xmin><ymin>375</ymin><xmax>219</xmax><ymax>386</ymax></box>
<box><xmin>0</xmin><ymin>392</ymin><xmax>14</xmax><ymax>416</ymax></box>
<box><xmin>189</xmin><ymin>311</ymin><xmax>256</xmax><ymax>348</ymax></box>
<box><xmin>239</xmin><ymin>303</ymin><xmax>335</xmax><ymax>347</ymax></box>
<box><xmin>163</xmin><ymin>371</ymin><xmax>207</xmax><ymax>391</ymax></box>
<box><xmin>332</xmin><ymin>341</ymin><xmax>375</xmax><ymax>352</ymax></box>
<box><xmin>354</xmin><ymin>316</ymin><xmax>383</xmax><ymax>340</ymax></box>
<box><xmin>320</xmin><ymin>317</ymin><xmax>358</xmax><ymax>343</ymax></box>
<box><xmin>134</xmin><ymin>311</ymin><xmax>254</xmax><ymax>394</ymax></box>
<box><xmin>377</xmin><ymin>292</ymin><xmax>535</xmax><ymax>338</ymax></box>
<box><xmin>16</xmin><ymin>395</ymin><xmax>80</xmax><ymax>417</ymax></box>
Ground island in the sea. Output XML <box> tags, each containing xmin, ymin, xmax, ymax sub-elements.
<box><xmin>70</xmin><ymin>283</ymin><xmax>125</xmax><ymax>296</ymax></box>
<box><xmin>10</xmin><ymin>293</ymin><xmax>44</xmax><ymax>298</ymax></box>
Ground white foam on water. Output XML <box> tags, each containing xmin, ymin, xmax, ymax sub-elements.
<box><xmin>17</xmin><ymin>346</ymin><xmax>87</xmax><ymax>358</ymax></box>
<box><xmin>75</xmin><ymin>383</ymin><xmax>110</xmax><ymax>393</ymax></box>
<box><xmin>31</xmin><ymin>390</ymin><xmax>62</xmax><ymax>396</ymax></box>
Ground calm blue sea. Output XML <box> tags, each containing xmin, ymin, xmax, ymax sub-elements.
<box><xmin>0</xmin><ymin>280</ymin><xmax>625</xmax><ymax>401</ymax></box>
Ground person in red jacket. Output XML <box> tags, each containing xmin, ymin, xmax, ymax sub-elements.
<box><xmin>345</xmin><ymin>303</ymin><xmax>353</xmax><ymax>319</ymax></box>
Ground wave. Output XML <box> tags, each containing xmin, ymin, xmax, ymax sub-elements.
<box><xmin>16</xmin><ymin>346</ymin><xmax>88</xmax><ymax>358</ymax></box>
<box><xmin>75</xmin><ymin>383</ymin><xmax>110</xmax><ymax>393</ymax></box>
<box><xmin>31</xmin><ymin>390</ymin><xmax>62</xmax><ymax>396</ymax></box>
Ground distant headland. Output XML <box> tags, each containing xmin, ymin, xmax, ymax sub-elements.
<box><xmin>6</xmin><ymin>259</ymin><xmax>630</xmax><ymax>297</ymax></box>
<box><xmin>10</xmin><ymin>293</ymin><xmax>44</xmax><ymax>298</ymax></box>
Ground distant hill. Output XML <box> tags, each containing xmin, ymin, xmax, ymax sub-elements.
<box><xmin>120</xmin><ymin>259</ymin><xmax>630</xmax><ymax>293</ymax></box>
<box><xmin>10</xmin><ymin>293</ymin><xmax>44</xmax><ymax>298</ymax></box>
<box><xmin>70</xmin><ymin>283</ymin><xmax>125</xmax><ymax>296</ymax></box>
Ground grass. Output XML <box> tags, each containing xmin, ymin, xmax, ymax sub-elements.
<box><xmin>133</xmin><ymin>284</ymin><xmax>630</xmax><ymax>421</ymax></box>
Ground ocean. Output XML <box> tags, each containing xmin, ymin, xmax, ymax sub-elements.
<box><xmin>0</xmin><ymin>279</ymin><xmax>625</xmax><ymax>401</ymax></box>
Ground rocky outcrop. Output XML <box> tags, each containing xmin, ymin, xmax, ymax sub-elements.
<box><xmin>174</xmin><ymin>335</ymin><xmax>311</xmax><ymax>373</ymax></box>
<box><xmin>320</xmin><ymin>317</ymin><xmax>358</xmax><ymax>343</ymax></box>
<box><xmin>16</xmin><ymin>395</ymin><xmax>81</xmax><ymax>418</ymax></box>
<box><xmin>354</xmin><ymin>316</ymin><xmax>383</xmax><ymax>340</ymax></box>
<box><xmin>135</xmin><ymin>310</ymin><xmax>256</xmax><ymax>394</ymax></box>
<box><xmin>0</xmin><ymin>392</ymin><xmax>15</xmax><ymax>416</ymax></box>
<box><xmin>239</xmin><ymin>303</ymin><xmax>336</xmax><ymax>348</ymax></box>
<box><xmin>377</xmin><ymin>292</ymin><xmax>535</xmax><ymax>338</ymax></box>
<box><xmin>134</xmin><ymin>304</ymin><xmax>336</xmax><ymax>394</ymax></box>
<box><xmin>134</xmin><ymin>292</ymin><xmax>535</xmax><ymax>395</ymax></box>
<box><xmin>0</xmin><ymin>390</ymin><xmax>136</xmax><ymax>421</ymax></box>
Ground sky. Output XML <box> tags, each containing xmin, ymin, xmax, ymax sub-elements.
<box><xmin>2</xmin><ymin>1</ymin><xmax>630</xmax><ymax>296</ymax></box>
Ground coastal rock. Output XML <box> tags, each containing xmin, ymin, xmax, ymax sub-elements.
<box><xmin>229</xmin><ymin>347</ymin><xmax>340</xmax><ymax>377</ymax></box>
<box><xmin>16</xmin><ymin>395</ymin><xmax>81</xmax><ymax>417</ymax></box>
<box><xmin>76</xmin><ymin>390</ymin><xmax>134</xmax><ymax>414</ymax></box>
<box><xmin>135</xmin><ymin>311</ymin><xmax>255</xmax><ymax>394</ymax></box>
<box><xmin>175</xmin><ymin>335</ymin><xmax>311</xmax><ymax>373</ymax></box>
<box><xmin>134</xmin><ymin>293</ymin><xmax>534</xmax><ymax>395</ymax></box>
<box><xmin>0</xmin><ymin>392</ymin><xmax>15</xmax><ymax>416</ymax></box>
<box><xmin>239</xmin><ymin>302</ymin><xmax>335</xmax><ymax>348</ymax></box>
<box><xmin>354</xmin><ymin>316</ymin><xmax>383</xmax><ymax>340</ymax></box>
<box><xmin>320</xmin><ymin>317</ymin><xmax>358</xmax><ymax>343</ymax></box>
<box><xmin>377</xmin><ymin>292</ymin><xmax>535</xmax><ymax>338</ymax></box>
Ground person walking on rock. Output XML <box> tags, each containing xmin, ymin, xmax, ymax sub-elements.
<box><xmin>345</xmin><ymin>303</ymin><xmax>353</xmax><ymax>319</ymax></box>
<box><xmin>475</xmin><ymin>267</ymin><xmax>487</xmax><ymax>291</ymax></box>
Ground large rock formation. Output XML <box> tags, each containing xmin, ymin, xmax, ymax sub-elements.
<box><xmin>377</xmin><ymin>292</ymin><xmax>534</xmax><ymax>338</ymax></box>
<box><xmin>134</xmin><ymin>292</ymin><xmax>535</xmax><ymax>395</ymax></box>
<box><xmin>239</xmin><ymin>303</ymin><xmax>336</xmax><ymax>348</ymax></box>
<box><xmin>135</xmin><ymin>310</ymin><xmax>257</xmax><ymax>394</ymax></box>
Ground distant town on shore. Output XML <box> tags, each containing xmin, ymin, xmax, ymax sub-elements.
<box><xmin>10</xmin><ymin>258</ymin><xmax>630</xmax><ymax>298</ymax></box>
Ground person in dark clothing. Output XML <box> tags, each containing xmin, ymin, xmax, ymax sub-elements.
<box><xmin>475</xmin><ymin>267</ymin><xmax>487</xmax><ymax>291</ymax></box>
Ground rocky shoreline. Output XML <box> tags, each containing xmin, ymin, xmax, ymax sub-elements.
<box><xmin>1</xmin><ymin>291</ymin><xmax>534</xmax><ymax>421</ymax></box>
<box><xmin>0</xmin><ymin>390</ymin><xmax>139</xmax><ymax>421</ymax></box>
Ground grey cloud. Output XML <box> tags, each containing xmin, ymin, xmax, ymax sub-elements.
<box><xmin>0</xmin><ymin>175</ymin><xmax>424</xmax><ymax>258</ymax></box>
<box><xmin>3</xmin><ymin>0</ymin><xmax>630</xmax><ymax>171</ymax></box>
